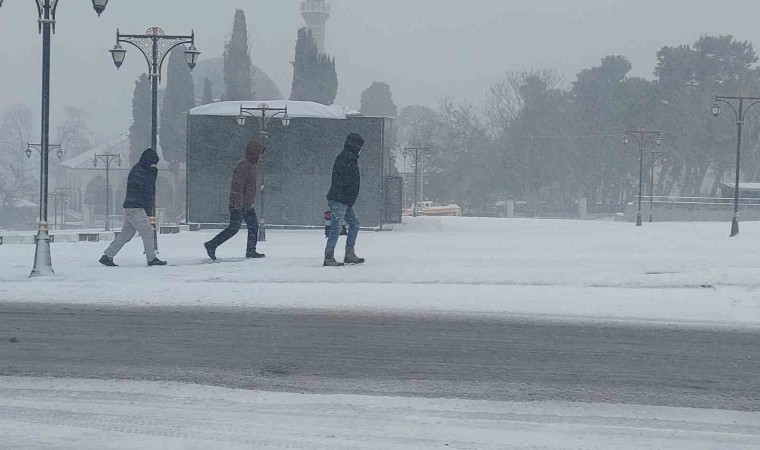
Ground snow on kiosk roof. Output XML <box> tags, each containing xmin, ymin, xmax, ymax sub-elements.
<box><xmin>189</xmin><ymin>100</ymin><xmax>356</xmax><ymax>120</ymax></box>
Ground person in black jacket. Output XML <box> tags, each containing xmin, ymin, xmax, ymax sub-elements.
<box><xmin>99</xmin><ymin>148</ymin><xmax>166</xmax><ymax>267</ymax></box>
<box><xmin>324</xmin><ymin>133</ymin><xmax>365</xmax><ymax>266</ymax></box>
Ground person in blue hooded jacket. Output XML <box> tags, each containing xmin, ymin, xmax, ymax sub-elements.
<box><xmin>99</xmin><ymin>148</ymin><xmax>167</xmax><ymax>267</ymax></box>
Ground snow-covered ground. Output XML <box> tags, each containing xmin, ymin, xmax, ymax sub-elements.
<box><xmin>1</xmin><ymin>217</ymin><xmax>760</xmax><ymax>327</ymax></box>
<box><xmin>1</xmin><ymin>377</ymin><xmax>758</xmax><ymax>449</ymax></box>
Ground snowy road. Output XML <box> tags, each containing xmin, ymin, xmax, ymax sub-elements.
<box><xmin>1</xmin><ymin>378</ymin><xmax>759</xmax><ymax>449</ymax></box>
<box><xmin>1</xmin><ymin>303</ymin><xmax>758</xmax><ymax>412</ymax></box>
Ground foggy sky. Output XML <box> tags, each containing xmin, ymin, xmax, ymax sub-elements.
<box><xmin>1</xmin><ymin>0</ymin><xmax>759</xmax><ymax>143</ymax></box>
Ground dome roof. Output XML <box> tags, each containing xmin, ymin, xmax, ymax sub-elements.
<box><xmin>192</xmin><ymin>57</ymin><xmax>284</xmax><ymax>102</ymax></box>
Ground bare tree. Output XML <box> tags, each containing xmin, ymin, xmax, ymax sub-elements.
<box><xmin>0</xmin><ymin>103</ymin><xmax>36</xmax><ymax>225</ymax></box>
<box><xmin>57</xmin><ymin>105</ymin><xmax>94</xmax><ymax>158</ymax></box>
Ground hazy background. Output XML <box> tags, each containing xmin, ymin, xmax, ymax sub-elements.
<box><xmin>1</xmin><ymin>0</ymin><xmax>759</xmax><ymax>141</ymax></box>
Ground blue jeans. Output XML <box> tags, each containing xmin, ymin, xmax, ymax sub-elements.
<box><xmin>325</xmin><ymin>200</ymin><xmax>359</xmax><ymax>256</ymax></box>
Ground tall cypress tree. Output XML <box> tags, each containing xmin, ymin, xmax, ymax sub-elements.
<box><xmin>290</xmin><ymin>28</ymin><xmax>319</xmax><ymax>102</ymax></box>
<box><xmin>159</xmin><ymin>46</ymin><xmax>196</xmax><ymax>169</ymax></box>
<box><xmin>360</xmin><ymin>81</ymin><xmax>398</xmax><ymax>117</ymax></box>
<box><xmin>223</xmin><ymin>9</ymin><xmax>255</xmax><ymax>101</ymax></box>
<box><xmin>128</xmin><ymin>73</ymin><xmax>152</xmax><ymax>164</ymax></box>
<box><xmin>290</xmin><ymin>28</ymin><xmax>338</xmax><ymax>105</ymax></box>
<box><xmin>201</xmin><ymin>78</ymin><xmax>214</xmax><ymax>105</ymax></box>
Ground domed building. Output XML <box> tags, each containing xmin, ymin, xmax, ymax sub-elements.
<box><xmin>191</xmin><ymin>57</ymin><xmax>284</xmax><ymax>102</ymax></box>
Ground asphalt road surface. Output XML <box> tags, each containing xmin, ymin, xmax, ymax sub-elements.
<box><xmin>1</xmin><ymin>303</ymin><xmax>758</xmax><ymax>412</ymax></box>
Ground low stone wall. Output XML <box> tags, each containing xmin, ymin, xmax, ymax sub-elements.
<box><xmin>624</xmin><ymin>201</ymin><xmax>760</xmax><ymax>222</ymax></box>
<box><xmin>0</xmin><ymin>231</ymin><xmax>116</xmax><ymax>245</ymax></box>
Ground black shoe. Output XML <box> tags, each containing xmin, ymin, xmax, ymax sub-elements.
<box><xmin>147</xmin><ymin>257</ymin><xmax>168</xmax><ymax>267</ymax></box>
<box><xmin>246</xmin><ymin>251</ymin><xmax>266</xmax><ymax>259</ymax></box>
<box><xmin>204</xmin><ymin>242</ymin><xmax>216</xmax><ymax>260</ymax></box>
<box><xmin>99</xmin><ymin>255</ymin><xmax>118</xmax><ymax>267</ymax></box>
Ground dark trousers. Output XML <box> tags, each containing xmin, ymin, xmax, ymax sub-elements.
<box><xmin>208</xmin><ymin>207</ymin><xmax>259</xmax><ymax>253</ymax></box>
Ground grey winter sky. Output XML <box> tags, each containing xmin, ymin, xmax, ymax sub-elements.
<box><xmin>2</xmin><ymin>0</ymin><xmax>760</xmax><ymax>142</ymax></box>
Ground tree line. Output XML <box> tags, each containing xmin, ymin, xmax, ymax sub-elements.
<box><xmin>388</xmin><ymin>34</ymin><xmax>760</xmax><ymax>216</ymax></box>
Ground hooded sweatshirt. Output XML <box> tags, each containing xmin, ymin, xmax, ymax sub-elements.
<box><xmin>229</xmin><ymin>140</ymin><xmax>264</xmax><ymax>211</ymax></box>
<box><xmin>123</xmin><ymin>148</ymin><xmax>159</xmax><ymax>214</ymax></box>
<box><xmin>327</xmin><ymin>133</ymin><xmax>365</xmax><ymax>207</ymax></box>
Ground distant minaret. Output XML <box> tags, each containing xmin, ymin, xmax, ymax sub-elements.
<box><xmin>301</xmin><ymin>0</ymin><xmax>330</xmax><ymax>53</ymax></box>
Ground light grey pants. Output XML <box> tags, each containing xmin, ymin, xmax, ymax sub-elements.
<box><xmin>104</xmin><ymin>208</ymin><xmax>156</xmax><ymax>261</ymax></box>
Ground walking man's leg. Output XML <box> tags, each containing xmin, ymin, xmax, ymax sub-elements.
<box><xmin>205</xmin><ymin>208</ymin><xmax>243</xmax><ymax>259</ymax></box>
<box><xmin>324</xmin><ymin>201</ymin><xmax>347</xmax><ymax>266</ymax></box>
<box><xmin>244</xmin><ymin>208</ymin><xmax>263</xmax><ymax>258</ymax></box>
<box><xmin>128</xmin><ymin>209</ymin><xmax>157</xmax><ymax>263</ymax></box>
<box><xmin>103</xmin><ymin>211</ymin><xmax>137</xmax><ymax>261</ymax></box>
<box><xmin>344</xmin><ymin>206</ymin><xmax>360</xmax><ymax>248</ymax></box>
<box><xmin>343</xmin><ymin>206</ymin><xmax>365</xmax><ymax>264</ymax></box>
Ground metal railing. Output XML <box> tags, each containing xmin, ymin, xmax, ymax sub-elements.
<box><xmin>647</xmin><ymin>196</ymin><xmax>760</xmax><ymax>206</ymax></box>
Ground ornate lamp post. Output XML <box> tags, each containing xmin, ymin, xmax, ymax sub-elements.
<box><xmin>26</xmin><ymin>143</ymin><xmax>62</xmax><ymax>160</ymax></box>
<box><xmin>623</xmin><ymin>131</ymin><xmax>662</xmax><ymax>226</ymax></box>
<box><xmin>109</xmin><ymin>27</ymin><xmax>200</xmax><ymax>248</ymax></box>
<box><xmin>711</xmin><ymin>95</ymin><xmax>760</xmax><ymax>237</ymax></box>
<box><xmin>0</xmin><ymin>0</ymin><xmax>110</xmax><ymax>277</ymax></box>
<box><xmin>235</xmin><ymin>103</ymin><xmax>291</xmax><ymax>242</ymax></box>
<box><xmin>403</xmin><ymin>147</ymin><xmax>430</xmax><ymax>217</ymax></box>
<box><xmin>93</xmin><ymin>153</ymin><xmax>122</xmax><ymax>231</ymax></box>
<box><xmin>648</xmin><ymin>151</ymin><xmax>667</xmax><ymax>223</ymax></box>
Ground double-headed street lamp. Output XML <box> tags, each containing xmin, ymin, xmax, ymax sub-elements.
<box><xmin>26</xmin><ymin>142</ymin><xmax>62</xmax><ymax>160</ymax></box>
<box><xmin>403</xmin><ymin>147</ymin><xmax>430</xmax><ymax>217</ymax></box>
<box><xmin>109</xmin><ymin>27</ymin><xmax>200</xmax><ymax>248</ymax></box>
<box><xmin>648</xmin><ymin>151</ymin><xmax>667</xmax><ymax>223</ymax></box>
<box><xmin>623</xmin><ymin>131</ymin><xmax>662</xmax><ymax>227</ymax></box>
<box><xmin>0</xmin><ymin>0</ymin><xmax>111</xmax><ymax>277</ymax></box>
<box><xmin>711</xmin><ymin>95</ymin><xmax>760</xmax><ymax>237</ymax></box>
<box><xmin>93</xmin><ymin>153</ymin><xmax>122</xmax><ymax>231</ymax></box>
<box><xmin>235</xmin><ymin>103</ymin><xmax>291</xmax><ymax>242</ymax></box>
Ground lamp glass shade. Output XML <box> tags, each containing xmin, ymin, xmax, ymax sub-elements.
<box><xmin>184</xmin><ymin>45</ymin><xmax>201</xmax><ymax>70</ymax></box>
<box><xmin>93</xmin><ymin>158</ymin><xmax>98</xmax><ymax>167</ymax></box>
<box><xmin>281</xmin><ymin>114</ymin><xmax>291</xmax><ymax>127</ymax></box>
<box><xmin>623</xmin><ymin>136</ymin><xmax>629</xmax><ymax>145</ymax></box>
<box><xmin>56</xmin><ymin>148</ymin><xmax>63</xmax><ymax>159</ymax></box>
<box><xmin>236</xmin><ymin>115</ymin><xmax>246</xmax><ymax>127</ymax></box>
<box><xmin>655</xmin><ymin>137</ymin><xmax>663</xmax><ymax>146</ymax></box>
<box><xmin>110</xmin><ymin>44</ymin><xmax>126</xmax><ymax>69</ymax></box>
<box><xmin>712</xmin><ymin>104</ymin><xmax>721</xmax><ymax>117</ymax></box>
<box><xmin>25</xmin><ymin>148</ymin><xmax>32</xmax><ymax>159</ymax></box>
<box><xmin>92</xmin><ymin>0</ymin><xmax>109</xmax><ymax>16</ymax></box>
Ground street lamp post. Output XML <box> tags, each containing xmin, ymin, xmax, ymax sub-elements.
<box><xmin>402</xmin><ymin>152</ymin><xmax>409</xmax><ymax>208</ymax></box>
<box><xmin>623</xmin><ymin>131</ymin><xmax>662</xmax><ymax>226</ymax></box>
<box><xmin>93</xmin><ymin>153</ymin><xmax>122</xmax><ymax>231</ymax></box>
<box><xmin>51</xmin><ymin>187</ymin><xmax>69</xmax><ymax>230</ymax></box>
<box><xmin>711</xmin><ymin>95</ymin><xmax>760</xmax><ymax>237</ymax></box>
<box><xmin>0</xmin><ymin>0</ymin><xmax>110</xmax><ymax>277</ymax></box>
<box><xmin>109</xmin><ymin>27</ymin><xmax>200</xmax><ymax>248</ymax></box>
<box><xmin>235</xmin><ymin>103</ymin><xmax>291</xmax><ymax>242</ymax></box>
<box><xmin>648</xmin><ymin>151</ymin><xmax>666</xmax><ymax>223</ymax></box>
<box><xmin>403</xmin><ymin>147</ymin><xmax>429</xmax><ymax>217</ymax></box>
